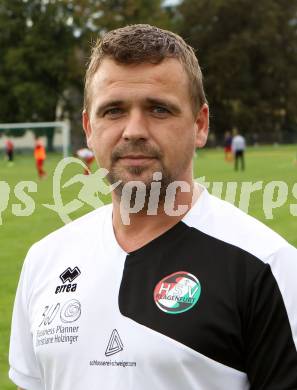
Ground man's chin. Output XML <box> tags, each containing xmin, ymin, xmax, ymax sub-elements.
<box><xmin>120</xmin><ymin>173</ymin><xmax>154</xmax><ymax>188</ymax></box>
<box><xmin>110</xmin><ymin>166</ymin><xmax>158</xmax><ymax>185</ymax></box>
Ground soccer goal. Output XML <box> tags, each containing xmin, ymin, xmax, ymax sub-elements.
<box><xmin>0</xmin><ymin>120</ymin><xmax>71</xmax><ymax>158</ymax></box>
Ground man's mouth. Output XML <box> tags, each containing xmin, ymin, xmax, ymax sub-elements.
<box><xmin>118</xmin><ymin>155</ymin><xmax>156</xmax><ymax>166</ymax></box>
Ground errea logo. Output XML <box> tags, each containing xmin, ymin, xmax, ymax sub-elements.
<box><xmin>55</xmin><ymin>267</ymin><xmax>81</xmax><ymax>294</ymax></box>
<box><xmin>60</xmin><ymin>267</ymin><xmax>81</xmax><ymax>283</ymax></box>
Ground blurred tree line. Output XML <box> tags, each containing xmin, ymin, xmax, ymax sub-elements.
<box><xmin>0</xmin><ymin>0</ymin><xmax>296</xmax><ymax>150</ymax></box>
<box><xmin>179</xmin><ymin>0</ymin><xmax>297</xmax><ymax>144</ymax></box>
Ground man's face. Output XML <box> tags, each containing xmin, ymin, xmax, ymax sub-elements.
<box><xmin>83</xmin><ymin>57</ymin><xmax>209</xmax><ymax>196</ymax></box>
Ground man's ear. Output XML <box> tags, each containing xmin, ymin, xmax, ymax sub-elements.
<box><xmin>194</xmin><ymin>103</ymin><xmax>209</xmax><ymax>149</ymax></box>
<box><xmin>82</xmin><ymin>109</ymin><xmax>93</xmax><ymax>149</ymax></box>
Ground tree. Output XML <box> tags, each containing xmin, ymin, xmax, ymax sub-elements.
<box><xmin>178</xmin><ymin>0</ymin><xmax>297</xmax><ymax>142</ymax></box>
<box><xmin>0</xmin><ymin>0</ymin><xmax>175</xmax><ymax>151</ymax></box>
<box><xmin>0</xmin><ymin>0</ymin><xmax>76</xmax><ymax>150</ymax></box>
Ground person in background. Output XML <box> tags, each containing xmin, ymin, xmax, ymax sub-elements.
<box><xmin>5</xmin><ymin>138</ymin><xmax>14</xmax><ymax>166</ymax></box>
<box><xmin>223</xmin><ymin>131</ymin><xmax>232</xmax><ymax>162</ymax></box>
<box><xmin>76</xmin><ymin>147</ymin><xmax>95</xmax><ymax>174</ymax></box>
<box><xmin>34</xmin><ymin>138</ymin><xmax>47</xmax><ymax>178</ymax></box>
<box><xmin>232</xmin><ymin>128</ymin><xmax>246</xmax><ymax>171</ymax></box>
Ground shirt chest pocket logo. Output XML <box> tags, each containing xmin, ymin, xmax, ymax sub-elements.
<box><xmin>153</xmin><ymin>271</ymin><xmax>201</xmax><ymax>314</ymax></box>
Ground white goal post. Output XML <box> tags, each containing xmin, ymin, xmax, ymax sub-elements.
<box><xmin>0</xmin><ymin>120</ymin><xmax>71</xmax><ymax>158</ymax></box>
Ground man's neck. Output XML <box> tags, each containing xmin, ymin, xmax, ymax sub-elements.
<box><xmin>112</xmin><ymin>181</ymin><xmax>202</xmax><ymax>253</ymax></box>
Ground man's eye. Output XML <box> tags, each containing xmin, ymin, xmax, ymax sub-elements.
<box><xmin>152</xmin><ymin>106</ymin><xmax>170</xmax><ymax>115</ymax></box>
<box><xmin>103</xmin><ymin>108</ymin><xmax>123</xmax><ymax>117</ymax></box>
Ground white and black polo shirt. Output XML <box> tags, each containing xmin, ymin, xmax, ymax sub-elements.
<box><xmin>9</xmin><ymin>187</ymin><xmax>297</xmax><ymax>390</ymax></box>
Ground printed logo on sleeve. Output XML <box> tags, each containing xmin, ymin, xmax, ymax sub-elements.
<box><xmin>154</xmin><ymin>271</ymin><xmax>201</xmax><ymax>314</ymax></box>
<box><xmin>60</xmin><ymin>267</ymin><xmax>81</xmax><ymax>283</ymax></box>
<box><xmin>55</xmin><ymin>266</ymin><xmax>81</xmax><ymax>294</ymax></box>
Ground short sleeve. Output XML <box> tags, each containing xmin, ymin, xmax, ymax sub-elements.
<box><xmin>245</xmin><ymin>245</ymin><xmax>297</xmax><ymax>389</ymax></box>
<box><xmin>9</xmin><ymin>248</ymin><xmax>42</xmax><ymax>390</ymax></box>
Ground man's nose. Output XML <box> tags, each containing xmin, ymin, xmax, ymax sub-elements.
<box><xmin>122</xmin><ymin>110</ymin><xmax>149</xmax><ymax>141</ymax></box>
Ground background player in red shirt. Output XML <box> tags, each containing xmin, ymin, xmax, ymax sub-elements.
<box><xmin>5</xmin><ymin>139</ymin><xmax>14</xmax><ymax>166</ymax></box>
<box><xmin>34</xmin><ymin>138</ymin><xmax>47</xmax><ymax>178</ymax></box>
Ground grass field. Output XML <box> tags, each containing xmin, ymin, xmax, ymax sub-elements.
<box><xmin>1</xmin><ymin>145</ymin><xmax>297</xmax><ymax>389</ymax></box>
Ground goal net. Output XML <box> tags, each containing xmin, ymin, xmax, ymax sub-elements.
<box><xmin>0</xmin><ymin>121</ymin><xmax>71</xmax><ymax>158</ymax></box>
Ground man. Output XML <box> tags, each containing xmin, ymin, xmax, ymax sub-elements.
<box><xmin>223</xmin><ymin>131</ymin><xmax>233</xmax><ymax>162</ymax></box>
<box><xmin>232</xmin><ymin>128</ymin><xmax>246</xmax><ymax>171</ymax></box>
<box><xmin>76</xmin><ymin>147</ymin><xmax>95</xmax><ymax>174</ymax></box>
<box><xmin>5</xmin><ymin>138</ymin><xmax>14</xmax><ymax>166</ymax></box>
<box><xmin>34</xmin><ymin>138</ymin><xmax>47</xmax><ymax>178</ymax></box>
<box><xmin>9</xmin><ymin>24</ymin><xmax>297</xmax><ymax>390</ymax></box>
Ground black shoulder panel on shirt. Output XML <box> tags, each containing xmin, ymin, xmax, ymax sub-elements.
<box><xmin>119</xmin><ymin>221</ymin><xmax>297</xmax><ymax>387</ymax></box>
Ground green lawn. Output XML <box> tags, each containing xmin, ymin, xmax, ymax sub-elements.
<box><xmin>195</xmin><ymin>145</ymin><xmax>297</xmax><ymax>246</ymax></box>
<box><xmin>0</xmin><ymin>145</ymin><xmax>297</xmax><ymax>389</ymax></box>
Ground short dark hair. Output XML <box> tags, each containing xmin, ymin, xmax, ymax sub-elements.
<box><xmin>84</xmin><ymin>24</ymin><xmax>207</xmax><ymax>114</ymax></box>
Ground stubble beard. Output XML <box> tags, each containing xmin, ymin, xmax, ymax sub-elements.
<box><xmin>108</xmin><ymin>162</ymin><xmax>175</xmax><ymax>208</ymax></box>
<box><xmin>106</xmin><ymin>140</ymin><xmax>176</xmax><ymax>210</ymax></box>
<box><xmin>106</xmin><ymin>140</ymin><xmax>194</xmax><ymax>212</ymax></box>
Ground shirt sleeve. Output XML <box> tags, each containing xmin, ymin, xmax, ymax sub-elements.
<box><xmin>245</xmin><ymin>244</ymin><xmax>297</xmax><ymax>389</ymax></box>
<box><xmin>9</xmin><ymin>248</ymin><xmax>43</xmax><ymax>390</ymax></box>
